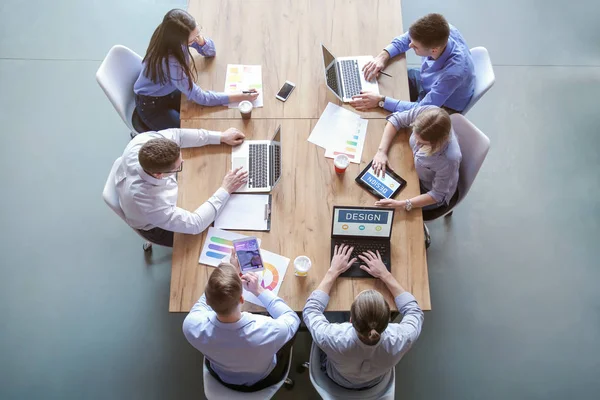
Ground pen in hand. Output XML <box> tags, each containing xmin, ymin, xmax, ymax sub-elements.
<box><xmin>242</xmin><ymin>90</ymin><xmax>257</xmax><ymax>94</ymax></box>
<box><xmin>379</xmin><ymin>71</ymin><xmax>392</xmax><ymax>78</ymax></box>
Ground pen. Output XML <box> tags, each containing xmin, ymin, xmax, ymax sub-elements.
<box><xmin>379</xmin><ymin>71</ymin><xmax>393</xmax><ymax>78</ymax></box>
<box><xmin>242</xmin><ymin>91</ymin><xmax>257</xmax><ymax>94</ymax></box>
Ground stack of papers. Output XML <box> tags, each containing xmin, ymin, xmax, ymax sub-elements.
<box><xmin>308</xmin><ymin>102</ymin><xmax>368</xmax><ymax>164</ymax></box>
<box><xmin>214</xmin><ymin>194</ymin><xmax>271</xmax><ymax>231</ymax></box>
<box><xmin>224</xmin><ymin>64</ymin><xmax>264</xmax><ymax>108</ymax></box>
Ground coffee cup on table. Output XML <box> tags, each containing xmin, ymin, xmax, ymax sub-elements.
<box><xmin>239</xmin><ymin>100</ymin><xmax>253</xmax><ymax>120</ymax></box>
<box><xmin>334</xmin><ymin>154</ymin><xmax>350</xmax><ymax>174</ymax></box>
<box><xmin>294</xmin><ymin>256</ymin><xmax>312</xmax><ymax>277</ymax></box>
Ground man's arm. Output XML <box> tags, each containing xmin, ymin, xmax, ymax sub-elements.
<box><xmin>182</xmin><ymin>293</ymin><xmax>213</xmax><ymax>344</ymax></box>
<box><xmin>384</xmin><ymin>73</ymin><xmax>465</xmax><ymax>113</ymax></box>
<box><xmin>143</xmin><ymin>188</ymin><xmax>230</xmax><ymax>235</ymax></box>
<box><xmin>384</xmin><ymin>31</ymin><xmax>412</xmax><ymax>59</ymax></box>
<box><xmin>259</xmin><ymin>290</ymin><xmax>300</xmax><ymax>342</ymax></box>
<box><xmin>157</xmin><ymin>128</ymin><xmax>221</xmax><ymax>149</ymax></box>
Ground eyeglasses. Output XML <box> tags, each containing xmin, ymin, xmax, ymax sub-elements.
<box><xmin>161</xmin><ymin>160</ymin><xmax>184</xmax><ymax>174</ymax></box>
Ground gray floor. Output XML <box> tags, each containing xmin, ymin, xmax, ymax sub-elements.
<box><xmin>1</xmin><ymin>0</ymin><xmax>599</xmax><ymax>399</ymax></box>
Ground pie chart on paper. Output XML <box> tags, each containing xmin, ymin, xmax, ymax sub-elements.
<box><xmin>261</xmin><ymin>263</ymin><xmax>279</xmax><ymax>291</ymax></box>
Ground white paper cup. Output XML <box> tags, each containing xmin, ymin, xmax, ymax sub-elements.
<box><xmin>334</xmin><ymin>154</ymin><xmax>350</xmax><ymax>174</ymax></box>
<box><xmin>239</xmin><ymin>100</ymin><xmax>253</xmax><ymax>119</ymax></box>
<box><xmin>294</xmin><ymin>256</ymin><xmax>312</xmax><ymax>277</ymax></box>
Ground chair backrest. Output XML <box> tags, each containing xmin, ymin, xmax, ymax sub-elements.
<box><xmin>102</xmin><ymin>157</ymin><xmax>127</xmax><ymax>222</ymax></box>
<box><xmin>308</xmin><ymin>343</ymin><xmax>395</xmax><ymax>400</ymax></box>
<box><xmin>202</xmin><ymin>352</ymin><xmax>293</xmax><ymax>400</ymax></box>
<box><xmin>451</xmin><ymin>114</ymin><xmax>490</xmax><ymax>205</ymax></box>
<box><xmin>462</xmin><ymin>47</ymin><xmax>495</xmax><ymax>115</ymax></box>
<box><xmin>96</xmin><ymin>45</ymin><xmax>143</xmax><ymax>133</ymax></box>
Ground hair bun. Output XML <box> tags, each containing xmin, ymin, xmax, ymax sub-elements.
<box><xmin>368</xmin><ymin>329</ymin><xmax>380</xmax><ymax>340</ymax></box>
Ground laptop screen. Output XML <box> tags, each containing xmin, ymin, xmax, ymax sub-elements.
<box><xmin>332</xmin><ymin>207</ymin><xmax>394</xmax><ymax>238</ymax></box>
<box><xmin>321</xmin><ymin>44</ymin><xmax>342</xmax><ymax>99</ymax></box>
<box><xmin>270</xmin><ymin>125</ymin><xmax>282</xmax><ymax>187</ymax></box>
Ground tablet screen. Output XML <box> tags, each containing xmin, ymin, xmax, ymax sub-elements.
<box><xmin>359</xmin><ymin>166</ymin><xmax>404</xmax><ymax>199</ymax></box>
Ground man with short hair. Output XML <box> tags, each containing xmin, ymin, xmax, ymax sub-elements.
<box><xmin>351</xmin><ymin>13</ymin><xmax>475</xmax><ymax>114</ymax></box>
<box><xmin>115</xmin><ymin>127</ymin><xmax>248</xmax><ymax>247</ymax></box>
<box><xmin>183</xmin><ymin>251</ymin><xmax>300</xmax><ymax>392</ymax></box>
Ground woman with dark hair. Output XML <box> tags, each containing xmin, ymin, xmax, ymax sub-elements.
<box><xmin>134</xmin><ymin>9</ymin><xmax>258</xmax><ymax>130</ymax></box>
<box><xmin>303</xmin><ymin>245</ymin><xmax>424</xmax><ymax>390</ymax></box>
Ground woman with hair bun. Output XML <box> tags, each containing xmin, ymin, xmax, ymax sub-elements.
<box><xmin>303</xmin><ymin>245</ymin><xmax>424</xmax><ymax>390</ymax></box>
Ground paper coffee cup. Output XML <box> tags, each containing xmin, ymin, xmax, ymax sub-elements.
<box><xmin>294</xmin><ymin>256</ymin><xmax>312</xmax><ymax>277</ymax></box>
<box><xmin>239</xmin><ymin>100</ymin><xmax>253</xmax><ymax>119</ymax></box>
<box><xmin>334</xmin><ymin>154</ymin><xmax>350</xmax><ymax>174</ymax></box>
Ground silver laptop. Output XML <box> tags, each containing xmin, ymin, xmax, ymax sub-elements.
<box><xmin>231</xmin><ymin>126</ymin><xmax>282</xmax><ymax>193</ymax></box>
<box><xmin>321</xmin><ymin>44</ymin><xmax>380</xmax><ymax>102</ymax></box>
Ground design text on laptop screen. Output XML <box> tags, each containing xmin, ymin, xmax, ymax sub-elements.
<box><xmin>333</xmin><ymin>208</ymin><xmax>393</xmax><ymax>238</ymax></box>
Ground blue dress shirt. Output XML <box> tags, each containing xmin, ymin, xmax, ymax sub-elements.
<box><xmin>134</xmin><ymin>37</ymin><xmax>229</xmax><ymax>106</ymax></box>
<box><xmin>383</xmin><ymin>25</ymin><xmax>475</xmax><ymax>113</ymax></box>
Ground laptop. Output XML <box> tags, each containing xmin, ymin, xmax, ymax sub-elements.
<box><xmin>330</xmin><ymin>206</ymin><xmax>395</xmax><ymax>277</ymax></box>
<box><xmin>231</xmin><ymin>125</ymin><xmax>282</xmax><ymax>193</ymax></box>
<box><xmin>321</xmin><ymin>44</ymin><xmax>380</xmax><ymax>102</ymax></box>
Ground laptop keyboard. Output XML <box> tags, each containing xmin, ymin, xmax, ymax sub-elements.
<box><xmin>337</xmin><ymin>240</ymin><xmax>389</xmax><ymax>261</ymax></box>
<box><xmin>249</xmin><ymin>144</ymin><xmax>269</xmax><ymax>188</ymax></box>
<box><xmin>326</xmin><ymin>66</ymin><xmax>341</xmax><ymax>97</ymax></box>
<box><xmin>269</xmin><ymin>144</ymin><xmax>281</xmax><ymax>187</ymax></box>
<box><xmin>340</xmin><ymin>60</ymin><xmax>362</xmax><ymax>97</ymax></box>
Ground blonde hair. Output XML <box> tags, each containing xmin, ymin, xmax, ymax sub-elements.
<box><xmin>412</xmin><ymin>108</ymin><xmax>451</xmax><ymax>156</ymax></box>
<box><xmin>205</xmin><ymin>263</ymin><xmax>242</xmax><ymax>315</ymax></box>
<box><xmin>350</xmin><ymin>290</ymin><xmax>390</xmax><ymax>345</ymax></box>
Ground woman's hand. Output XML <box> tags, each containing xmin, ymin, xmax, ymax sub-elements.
<box><xmin>374</xmin><ymin>198</ymin><xmax>405</xmax><ymax>208</ymax></box>
<box><xmin>229</xmin><ymin>89</ymin><xmax>259</xmax><ymax>103</ymax></box>
<box><xmin>372</xmin><ymin>150</ymin><xmax>391</xmax><ymax>177</ymax></box>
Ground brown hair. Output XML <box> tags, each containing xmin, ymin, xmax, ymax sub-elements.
<box><xmin>206</xmin><ymin>263</ymin><xmax>243</xmax><ymax>315</ymax></box>
<box><xmin>143</xmin><ymin>9</ymin><xmax>198</xmax><ymax>90</ymax></box>
<box><xmin>409</xmin><ymin>13</ymin><xmax>450</xmax><ymax>48</ymax></box>
<box><xmin>350</xmin><ymin>290</ymin><xmax>390</xmax><ymax>345</ymax></box>
<box><xmin>138</xmin><ymin>138</ymin><xmax>181</xmax><ymax>173</ymax></box>
<box><xmin>412</xmin><ymin>108</ymin><xmax>451</xmax><ymax>155</ymax></box>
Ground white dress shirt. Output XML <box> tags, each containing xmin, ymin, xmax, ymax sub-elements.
<box><xmin>115</xmin><ymin>129</ymin><xmax>229</xmax><ymax>234</ymax></box>
<box><xmin>183</xmin><ymin>291</ymin><xmax>300</xmax><ymax>386</ymax></box>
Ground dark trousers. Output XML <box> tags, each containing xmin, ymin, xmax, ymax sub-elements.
<box><xmin>407</xmin><ymin>68</ymin><xmax>459</xmax><ymax>114</ymax></box>
<box><xmin>420</xmin><ymin>182</ymin><xmax>460</xmax><ymax>221</ymax></box>
<box><xmin>135</xmin><ymin>90</ymin><xmax>182</xmax><ymax>131</ymax></box>
<box><xmin>137</xmin><ymin>227</ymin><xmax>174</xmax><ymax>247</ymax></box>
<box><xmin>205</xmin><ymin>333</ymin><xmax>297</xmax><ymax>393</ymax></box>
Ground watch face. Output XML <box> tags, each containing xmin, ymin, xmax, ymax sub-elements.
<box><xmin>378</xmin><ymin>101</ymin><xmax>384</xmax><ymax>108</ymax></box>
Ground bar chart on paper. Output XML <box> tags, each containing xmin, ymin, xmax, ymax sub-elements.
<box><xmin>324</xmin><ymin>118</ymin><xmax>368</xmax><ymax>164</ymax></box>
<box><xmin>199</xmin><ymin>227</ymin><xmax>261</xmax><ymax>267</ymax></box>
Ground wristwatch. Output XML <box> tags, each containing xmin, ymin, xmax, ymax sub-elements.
<box><xmin>404</xmin><ymin>199</ymin><xmax>413</xmax><ymax>211</ymax></box>
<box><xmin>378</xmin><ymin>96</ymin><xmax>385</xmax><ymax>108</ymax></box>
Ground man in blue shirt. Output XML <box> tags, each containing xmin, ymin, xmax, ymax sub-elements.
<box><xmin>183</xmin><ymin>251</ymin><xmax>300</xmax><ymax>392</ymax></box>
<box><xmin>351</xmin><ymin>13</ymin><xmax>475</xmax><ymax>114</ymax></box>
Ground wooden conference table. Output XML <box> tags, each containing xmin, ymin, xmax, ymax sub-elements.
<box><xmin>169</xmin><ymin>0</ymin><xmax>430</xmax><ymax>312</ymax></box>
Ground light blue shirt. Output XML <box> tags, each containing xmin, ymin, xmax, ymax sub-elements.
<box><xmin>387</xmin><ymin>106</ymin><xmax>462</xmax><ymax>205</ymax></box>
<box><xmin>303</xmin><ymin>290</ymin><xmax>424</xmax><ymax>390</ymax></box>
<box><xmin>383</xmin><ymin>25</ymin><xmax>475</xmax><ymax>113</ymax></box>
<box><xmin>134</xmin><ymin>37</ymin><xmax>229</xmax><ymax>106</ymax></box>
<box><xmin>183</xmin><ymin>291</ymin><xmax>300</xmax><ymax>386</ymax></box>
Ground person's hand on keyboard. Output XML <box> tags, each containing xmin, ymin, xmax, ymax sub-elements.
<box><xmin>328</xmin><ymin>244</ymin><xmax>357</xmax><ymax>276</ymax></box>
<box><xmin>363</xmin><ymin>52</ymin><xmax>390</xmax><ymax>81</ymax></box>
<box><xmin>349</xmin><ymin>91</ymin><xmax>383</xmax><ymax>111</ymax></box>
<box><xmin>221</xmin><ymin>128</ymin><xmax>246</xmax><ymax>146</ymax></box>
<box><xmin>221</xmin><ymin>166</ymin><xmax>249</xmax><ymax>193</ymax></box>
<box><xmin>358</xmin><ymin>250</ymin><xmax>390</xmax><ymax>279</ymax></box>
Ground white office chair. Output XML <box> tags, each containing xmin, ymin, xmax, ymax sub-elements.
<box><xmin>202</xmin><ymin>352</ymin><xmax>294</xmax><ymax>400</ymax></box>
<box><xmin>302</xmin><ymin>343</ymin><xmax>395</xmax><ymax>400</ymax></box>
<box><xmin>102</xmin><ymin>157</ymin><xmax>153</xmax><ymax>251</ymax></box>
<box><xmin>423</xmin><ymin>114</ymin><xmax>491</xmax><ymax>246</ymax></box>
<box><xmin>96</xmin><ymin>45</ymin><xmax>150</xmax><ymax>137</ymax></box>
<box><xmin>462</xmin><ymin>47</ymin><xmax>495</xmax><ymax>115</ymax></box>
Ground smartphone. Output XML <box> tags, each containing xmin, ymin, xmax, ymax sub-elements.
<box><xmin>232</xmin><ymin>237</ymin><xmax>264</xmax><ymax>273</ymax></box>
<box><xmin>276</xmin><ymin>81</ymin><xmax>296</xmax><ymax>102</ymax></box>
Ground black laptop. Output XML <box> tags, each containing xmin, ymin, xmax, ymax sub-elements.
<box><xmin>330</xmin><ymin>206</ymin><xmax>395</xmax><ymax>277</ymax></box>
